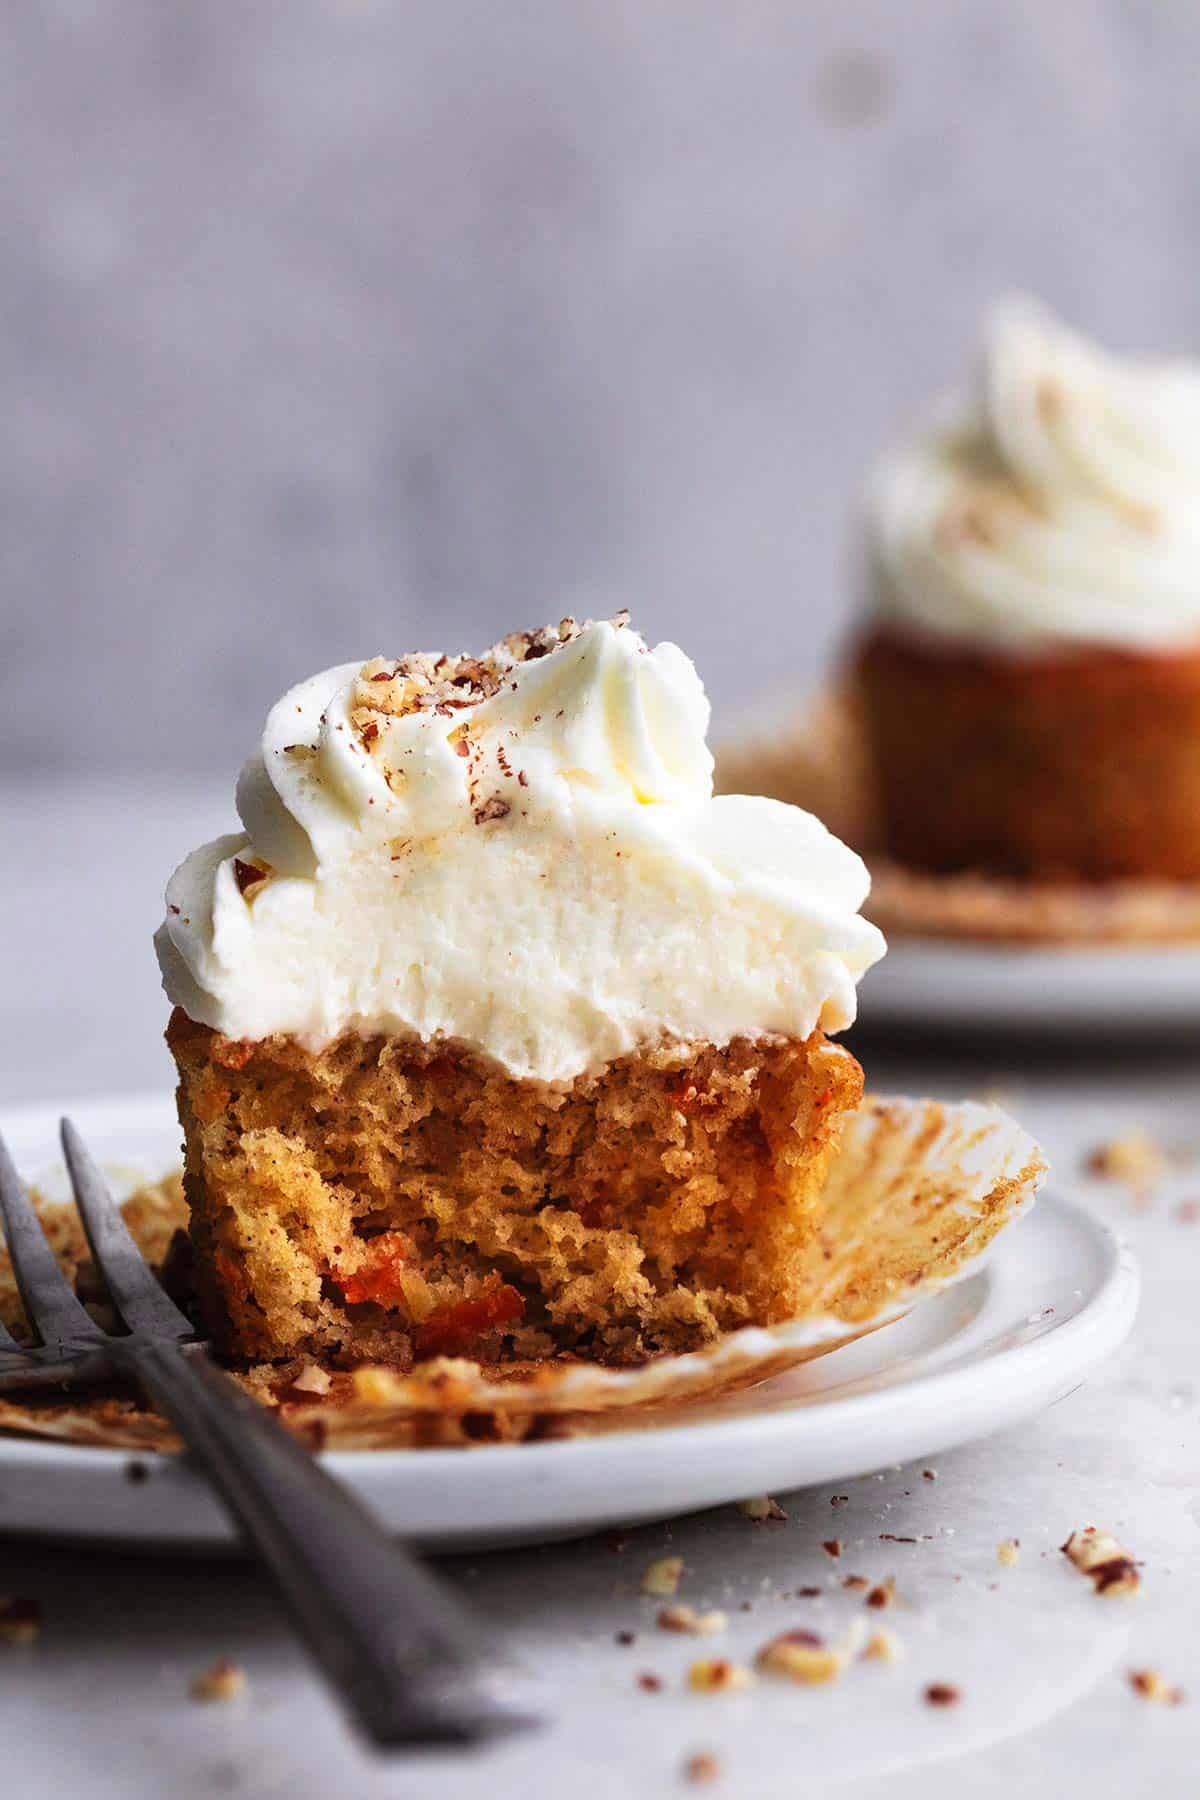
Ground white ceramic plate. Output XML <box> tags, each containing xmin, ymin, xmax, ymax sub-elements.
<box><xmin>860</xmin><ymin>936</ymin><xmax>1200</xmax><ymax>1032</ymax></box>
<box><xmin>0</xmin><ymin>1094</ymin><xmax>1138</xmax><ymax>1553</ymax></box>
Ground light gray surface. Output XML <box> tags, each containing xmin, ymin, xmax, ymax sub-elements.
<box><xmin>1</xmin><ymin>775</ymin><xmax>1199</xmax><ymax>1798</ymax></box>
<box><xmin>6</xmin><ymin>2</ymin><xmax>1200</xmax><ymax>772</ymax></box>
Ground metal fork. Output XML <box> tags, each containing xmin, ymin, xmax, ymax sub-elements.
<box><xmin>0</xmin><ymin>1120</ymin><xmax>541</xmax><ymax>1750</ymax></box>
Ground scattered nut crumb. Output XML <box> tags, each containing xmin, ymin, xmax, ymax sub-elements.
<box><xmin>658</xmin><ymin>1605</ymin><xmax>728</xmax><ymax>1637</ymax></box>
<box><xmin>616</xmin><ymin>1630</ymin><xmax>636</xmax><ymax>1646</ymax></box>
<box><xmin>757</xmin><ymin>1622</ymin><xmax>864</xmax><ymax>1686</ymax></box>
<box><xmin>642</xmin><ymin>1555</ymin><xmax>685</xmax><ymax>1598</ymax></box>
<box><xmin>190</xmin><ymin>1658</ymin><xmax>247</xmax><ymax>1704</ymax></box>
<box><xmin>687</xmin><ymin>1658</ymin><xmax>755</xmax><ymax>1693</ymax></box>
<box><xmin>865</xmin><ymin>1577</ymin><xmax>896</xmax><ymax>1610</ymax></box>
<box><xmin>738</xmin><ymin>1495</ymin><xmax>787</xmax><ymax>1523</ymax></box>
<box><xmin>292</xmin><ymin>1363</ymin><xmax>332</xmax><ymax>1396</ymax></box>
<box><xmin>997</xmin><ymin>1538</ymin><xmax>1021</xmax><ymax>1568</ymax></box>
<box><xmin>862</xmin><ymin>1627</ymin><xmax>903</xmax><ymax>1664</ymax></box>
<box><xmin>637</xmin><ymin>1672</ymin><xmax>663</xmax><ymax>1693</ymax></box>
<box><xmin>830</xmin><ymin>1495</ymin><xmax>849</xmax><ymax>1510</ymax></box>
<box><xmin>1061</xmin><ymin>1527</ymin><xmax>1141</xmax><ymax>1596</ymax></box>
<box><xmin>924</xmin><ymin>1682</ymin><xmax>960</xmax><ymax>1707</ymax></box>
<box><xmin>0</xmin><ymin>1597</ymin><xmax>41</xmax><ymax>1648</ymax></box>
<box><xmin>1129</xmin><ymin>1669</ymin><xmax>1185</xmax><ymax>1706</ymax></box>
<box><xmin>683</xmin><ymin>1751</ymin><xmax>722</xmax><ymax>1784</ymax></box>
<box><xmin>842</xmin><ymin>1575</ymin><xmax>869</xmax><ymax>1592</ymax></box>
<box><xmin>922</xmin><ymin>1469</ymin><xmax>937</xmax><ymax>1482</ymax></box>
<box><xmin>1086</xmin><ymin>1131</ymin><xmax>1168</xmax><ymax>1197</ymax></box>
<box><xmin>822</xmin><ymin>1539</ymin><xmax>843</xmax><ymax>1559</ymax></box>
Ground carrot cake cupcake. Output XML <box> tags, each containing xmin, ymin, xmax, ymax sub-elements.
<box><xmin>855</xmin><ymin>300</ymin><xmax>1200</xmax><ymax>883</ymax></box>
<box><xmin>156</xmin><ymin>616</ymin><xmax>885</xmax><ymax>1367</ymax></box>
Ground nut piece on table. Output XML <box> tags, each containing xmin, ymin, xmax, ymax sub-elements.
<box><xmin>1129</xmin><ymin>1669</ymin><xmax>1185</xmax><ymax>1706</ymax></box>
<box><xmin>190</xmin><ymin>1658</ymin><xmax>248</xmax><ymax>1704</ymax></box>
<box><xmin>862</xmin><ymin>1626</ymin><xmax>903</xmax><ymax>1664</ymax></box>
<box><xmin>738</xmin><ymin>1495</ymin><xmax>787</xmax><ymax>1523</ymax></box>
<box><xmin>687</xmin><ymin>1657</ymin><xmax>755</xmax><ymax>1693</ymax></box>
<box><xmin>1061</xmin><ymin>1527</ymin><xmax>1140</xmax><ymax>1596</ymax></box>
<box><xmin>757</xmin><ymin>1621</ymin><xmax>864</xmax><ymax>1686</ymax></box>
<box><xmin>0</xmin><ymin>1596</ymin><xmax>42</xmax><ymax>1648</ymax></box>
<box><xmin>641</xmin><ymin>1555</ymin><xmax>685</xmax><ymax>1598</ymax></box>
<box><xmin>682</xmin><ymin>1751</ymin><xmax>722</xmax><ymax>1783</ymax></box>
<box><xmin>1085</xmin><ymin>1132</ymin><xmax>1168</xmax><ymax>1198</ymax></box>
<box><xmin>658</xmin><ymin>1605</ymin><xmax>728</xmax><ymax>1636</ymax></box>
<box><xmin>865</xmin><ymin>1577</ymin><xmax>896</xmax><ymax>1610</ymax></box>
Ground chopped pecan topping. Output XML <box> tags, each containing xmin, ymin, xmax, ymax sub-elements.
<box><xmin>233</xmin><ymin>857</ymin><xmax>271</xmax><ymax>898</ymax></box>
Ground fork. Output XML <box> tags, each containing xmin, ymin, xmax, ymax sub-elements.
<box><xmin>0</xmin><ymin>1120</ymin><xmax>541</xmax><ymax>1750</ymax></box>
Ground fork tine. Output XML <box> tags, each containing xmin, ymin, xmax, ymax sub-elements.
<box><xmin>0</xmin><ymin>1131</ymin><xmax>106</xmax><ymax>1350</ymax></box>
<box><xmin>60</xmin><ymin>1120</ymin><xmax>195</xmax><ymax>1341</ymax></box>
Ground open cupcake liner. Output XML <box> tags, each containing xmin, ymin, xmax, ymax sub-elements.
<box><xmin>716</xmin><ymin>684</ymin><xmax>1200</xmax><ymax>945</ymax></box>
<box><xmin>0</xmin><ymin>1095</ymin><xmax>1044</xmax><ymax>1452</ymax></box>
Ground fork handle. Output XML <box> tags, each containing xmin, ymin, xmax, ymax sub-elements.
<box><xmin>106</xmin><ymin>1338</ymin><xmax>537</xmax><ymax>1748</ymax></box>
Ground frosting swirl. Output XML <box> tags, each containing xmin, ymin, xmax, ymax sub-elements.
<box><xmin>157</xmin><ymin>618</ymin><xmax>885</xmax><ymax>1081</ymax></box>
<box><xmin>868</xmin><ymin>299</ymin><xmax>1200</xmax><ymax>653</ymax></box>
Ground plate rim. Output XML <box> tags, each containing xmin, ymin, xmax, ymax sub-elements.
<box><xmin>0</xmin><ymin>1196</ymin><xmax>1138</xmax><ymax>1479</ymax></box>
<box><xmin>0</xmin><ymin>1089</ymin><xmax>1140</xmax><ymax>1550</ymax></box>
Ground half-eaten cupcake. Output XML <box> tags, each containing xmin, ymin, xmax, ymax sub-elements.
<box><xmin>157</xmin><ymin>616</ymin><xmax>886</xmax><ymax>1369</ymax></box>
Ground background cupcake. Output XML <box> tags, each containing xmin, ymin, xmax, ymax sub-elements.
<box><xmin>855</xmin><ymin>300</ymin><xmax>1200</xmax><ymax>884</ymax></box>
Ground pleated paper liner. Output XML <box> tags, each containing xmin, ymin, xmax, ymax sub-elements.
<box><xmin>0</xmin><ymin>1096</ymin><xmax>1044</xmax><ymax>1453</ymax></box>
<box><xmin>716</xmin><ymin>682</ymin><xmax>1200</xmax><ymax>944</ymax></box>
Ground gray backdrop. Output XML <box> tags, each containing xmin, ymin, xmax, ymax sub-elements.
<box><xmin>4</xmin><ymin>1</ymin><xmax>1198</xmax><ymax>773</ymax></box>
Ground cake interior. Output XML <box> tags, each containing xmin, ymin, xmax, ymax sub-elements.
<box><xmin>166</xmin><ymin>1010</ymin><xmax>863</xmax><ymax>1367</ymax></box>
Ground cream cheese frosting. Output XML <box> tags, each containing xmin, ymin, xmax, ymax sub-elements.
<box><xmin>868</xmin><ymin>299</ymin><xmax>1200</xmax><ymax>654</ymax></box>
<box><xmin>156</xmin><ymin>617</ymin><xmax>885</xmax><ymax>1081</ymax></box>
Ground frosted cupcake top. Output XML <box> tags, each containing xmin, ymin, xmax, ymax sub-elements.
<box><xmin>156</xmin><ymin>617</ymin><xmax>885</xmax><ymax>1082</ymax></box>
<box><xmin>868</xmin><ymin>299</ymin><xmax>1200</xmax><ymax>654</ymax></box>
